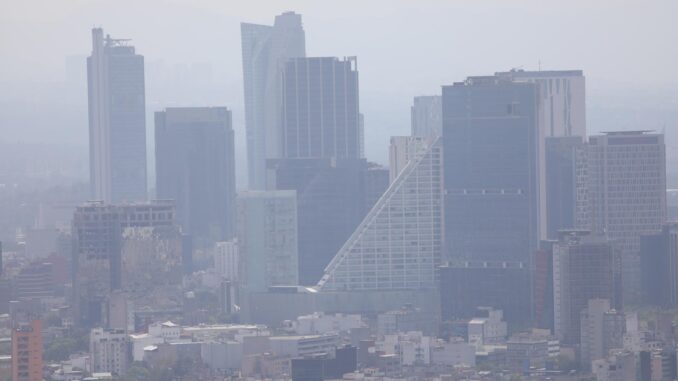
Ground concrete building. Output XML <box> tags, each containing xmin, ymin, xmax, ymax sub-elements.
<box><xmin>576</xmin><ymin>131</ymin><xmax>666</xmax><ymax>301</ymax></box>
<box><xmin>269</xmin><ymin>334</ymin><xmax>340</xmax><ymax>358</ymax></box>
<box><xmin>237</xmin><ymin>191</ymin><xmax>298</xmax><ymax>291</ymax></box>
<box><xmin>411</xmin><ymin>95</ymin><xmax>442</xmax><ymax>138</ymax></box>
<box><xmin>388</xmin><ymin>136</ymin><xmax>427</xmax><ymax>184</ymax></box>
<box><xmin>12</xmin><ymin>319</ymin><xmax>42</xmax><ymax>381</ymax></box>
<box><xmin>90</xmin><ymin>328</ymin><xmax>130</xmax><ymax>377</ymax></box>
<box><xmin>13</xmin><ymin>261</ymin><xmax>54</xmax><ymax>300</ymax></box>
<box><xmin>281</xmin><ymin>57</ymin><xmax>360</xmax><ymax>160</ymax></box>
<box><xmin>430</xmin><ymin>337</ymin><xmax>476</xmax><ymax>367</ymax></box>
<box><xmin>467</xmin><ymin>308</ymin><xmax>508</xmax><ymax>346</ymax></box>
<box><xmin>241</xmin><ymin>12</ymin><xmax>306</xmax><ymax>190</ymax></box>
<box><xmin>592</xmin><ymin>350</ymin><xmax>636</xmax><ymax>381</ymax></box>
<box><xmin>580</xmin><ymin>299</ymin><xmax>625</xmax><ymax>368</ymax></box>
<box><xmin>155</xmin><ymin>107</ymin><xmax>236</xmax><ymax>244</ymax></box>
<box><xmin>377</xmin><ymin>306</ymin><xmax>438</xmax><ymax>337</ymax></box>
<box><xmin>506</xmin><ymin>333</ymin><xmax>550</xmax><ymax>372</ymax></box>
<box><xmin>318</xmin><ymin>138</ymin><xmax>443</xmax><ymax>291</ymax></box>
<box><xmin>553</xmin><ymin>231</ymin><xmax>621</xmax><ymax>344</ymax></box>
<box><xmin>87</xmin><ymin>28</ymin><xmax>147</xmax><ymax>203</ymax></box>
<box><xmin>291</xmin><ymin>312</ymin><xmax>365</xmax><ymax>336</ymax></box>
<box><xmin>378</xmin><ymin>331</ymin><xmax>432</xmax><ymax>366</ymax></box>
<box><xmin>214</xmin><ymin>240</ymin><xmax>239</xmax><ymax>282</ymax></box>
<box><xmin>72</xmin><ymin>201</ymin><xmax>177</xmax><ymax>326</ymax></box>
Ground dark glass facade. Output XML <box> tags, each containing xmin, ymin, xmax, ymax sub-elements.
<box><xmin>442</xmin><ymin>77</ymin><xmax>539</xmax><ymax>264</ymax></box>
<box><xmin>545</xmin><ymin>136</ymin><xmax>583</xmax><ymax>239</ymax></box>
<box><xmin>281</xmin><ymin>57</ymin><xmax>360</xmax><ymax>160</ymax></box>
<box><xmin>155</xmin><ymin>107</ymin><xmax>236</xmax><ymax>245</ymax></box>
<box><xmin>268</xmin><ymin>158</ymin><xmax>369</xmax><ymax>285</ymax></box>
<box><xmin>439</xmin><ymin>262</ymin><xmax>531</xmax><ymax>324</ymax></box>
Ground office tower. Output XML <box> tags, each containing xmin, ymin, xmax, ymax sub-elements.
<box><xmin>214</xmin><ymin>240</ymin><xmax>239</xmax><ymax>282</ymax></box>
<box><xmin>318</xmin><ymin>139</ymin><xmax>443</xmax><ymax>291</ymax></box>
<box><xmin>576</xmin><ymin>131</ymin><xmax>666</xmax><ymax>300</ymax></box>
<box><xmin>443</xmin><ymin>75</ymin><xmax>539</xmax><ymax>264</ymax></box>
<box><xmin>72</xmin><ymin>201</ymin><xmax>176</xmax><ymax>326</ymax></box>
<box><xmin>545</xmin><ymin>136</ymin><xmax>584</xmax><ymax>239</ymax></box>
<box><xmin>411</xmin><ymin>95</ymin><xmax>442</xmax><ymax>138</ymax></box>
<box><xmin>11</xmin><ymin>320</ymin><xmax>42</xmax><ymax>381</ymax></box>
<box><xmin>439</xmin><ymin>262</ymin><xmax>531</xmax><ymax>324</ymax></box>
<box><xmin>237</xmin><ymin>191</ymin><xmax>298</xmax><ymax>292</ymax></box>
<box><xmin>13</xmin><ymin>262</ymin><xmax>54</xmax><ymax>300</ymax></box>
<box><xmin>640</xmin><ymin>223</ymin><xmax>678</xmax><ymax>307</ymax></box>
<box><xmin>552</xmin><ymin>231</ymin><xmax>622</xmax><ymax>345</ymax></box>
<box><xmin>90</xmin><ymin>328</ymin><xmax>130</xmax><ymax>376</ymax></box>
<box><xmin>281</xmin><ymin>57</ymin><xmax>360</xmax><ymax>159</ymax></box>
<box><xmin>580</xmin><ymin>299</ymin><xmax>625</xmax><ymax>368</ymax></box>
<box><xmin>497</xmin><ymin>70</ymin><xmax>587</xmax><ymax>242</ymax></box>
<box><xmin>495</xmin><ymin>70</ymin><xmax>586</xmax><ymax>138</ymax></box>
<box><xmin>389</xmin><ymin>136</ymin><xmax>427</xmax><ymax>184</ymax></box>
<box><xmin>269</xmin><ymin>158</ymin><xmax>369</xmax><ymax>285</ymax></box>
<box><xmin>241</xmin><ymin>12</ymin><xmax>306</xmax><ymax>190</ymax></box>
<box><xmin>155</xmin><ymin>107</ymin><xmax>236</xmax><ymax>244</ymax></box>
<box><xmin>87</xmin><ymin>28</ymin><xmax>147</xmax><ymax>203</ymax></box>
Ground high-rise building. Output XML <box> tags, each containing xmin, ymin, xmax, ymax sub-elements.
<box><xmin>155</xmin><ymin>107</ymin><xmax>236</xmax><ymax>244</ymax></box>
<box><xmin>241</xmin><ymin>12</ymin><xmax>306</xmax><ymax>190</ymax></box>
<box><xmin>72</xmin><ymin>201</ymin><xmax>176</xmax><ymax>326</ymax></box>
<box><xmin>214</xmin><ymin>240</ymin><xmax>239</xmax><ymax>283</ymax></box>
<box><xmin>545</xmin><ymin>136</ymin><xmax>584</xmax><ymax>239</ymax></box>
<box><xmin>90</xmin><ymin>328</ymin><xmax>130</xmax><ymax>376</ymax></box>
<box><xmin>87</xmin><ymin>28</ymin><xmax>147</xmax><ymax>203</ymax></box>
<box><xmin>576</xmin><ymin>131</ymin><xmax>666</xmax><ymax>300</ymax></box>
<box><xmin>580</xmin><ymin>299</ymin><xmax>625</xmax><ymax>368</ymax></box>
<box><xmin>443</xmin><ymin>75</ymin><xmax>539</xmax><ymax>264</ymax></box>
<box><xmin>496</xmin><ymin>70</ymin><xmax>586</xmax><ymax>242</ymax></box>
<box><xmin>640</xmin><ymin>223</ymin><xmax>678</xmax><ymax>307</ymax></box>
<box><xmin>411</xmin><ymin>95</ymin><xmax>442</xmax><ymax>138</ymax></box>
<box><xmin>237</xmin><ymin>191</ymin><xmax>299</xmax><ymax>292</ymax></box>
<box><xmin>389</xmin><ymin>136</ymin><xmax>427</xmax><ymax>184</ymax></box>
<box><xmin>11</xmin><ymin>319</ymin><xmax>42</xmax><ymax>381</ymax></box>
<box><xmin>318</xmin><ymin>138</ymin><xmax>443</xmax><ymax>291</ymax></box>
<box><xmin>552</xmin><ymin>231</ymin><xmax>622</xmax><ymax>345</ymax></box>
<box><xmin>269</xmin><ymin>158</ymin><xmax>370</xmax><ymax>285</ymax></box>
<box><xmin>281</xmin><ymin>57</ymin><xmax>360</xmax><ymax>160</ymax></box>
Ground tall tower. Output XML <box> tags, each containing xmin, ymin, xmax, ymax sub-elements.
<box><xmin>241</xmin><ymin>12</ymin><xmax>306</xmax><ymax>190</ymax></box>
<box><xmin>155</xmin><ymin>107</ymin><xmax>236</xmax><ymax>245</ymax></box>
<box><xmin>87</xmin><ymin>28</ymin><xmax>147</xmax><ymax>203</ymax></box>
<box><xmin>577</xmin><ymin>131</ymin><xmax>666</xmax><ymax>301</ymax></box>
<box><xmin>281</xmin><ymin>57</ymin><xmax>360</xmax><ymax>160</ymax></box>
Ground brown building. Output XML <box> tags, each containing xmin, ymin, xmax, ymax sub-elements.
<box><xmin>11</xmin><ymin>319</ymin><xmax>42</xmax><ymax>381</ymax></box>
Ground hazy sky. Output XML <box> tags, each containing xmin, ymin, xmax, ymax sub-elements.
<box><xmin>1</xmin><ymin>0</ymin><xmax>677</xmax><ymax>183</ymax></box>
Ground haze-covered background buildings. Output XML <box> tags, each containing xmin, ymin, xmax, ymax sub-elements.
<box><xmin>0</xmin><ymin>2</ymin><xmax>677</xmax><ymax>381</ymax></box>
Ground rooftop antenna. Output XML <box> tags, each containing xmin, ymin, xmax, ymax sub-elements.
<box><xmin>538</xmin><ymin>59</ymin><xmax>541</xmax><ymax>71</ymax></box>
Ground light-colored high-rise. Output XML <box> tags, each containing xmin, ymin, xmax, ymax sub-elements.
<box><xmin>241</xmin><ymin>12</ymin><xmax>306</xmax><ymax>190</ymax></box>
<box><xmin>317</xmin><ymin>137</ymin><xmax>442</xmax><ymax>290</ymax></box>
<box><xmin>389</xmin><ymin>136</ymin><xmax>427</xmax><ymax>184</ymax></box>
<box><xmin>87</xmin><ymin>28</ymin><xmax>147</xmax><ymax>203</ymax></box>
<box><xmin>237</xmin><ymin>190</ymin><xmax>299</xmax><ymax>291</ymax></box>
<box><xmin>411</xmin><ymin>95</ymin><xmax>442</xmax><ymax>138</ymax></box>
<box><xmin>576</xmin><ymin>131</ymin><xmax>666</xmax><ymax>300</ymax></box>
<box><xmin>496</xmin><ymin>70</ymin><xmax>587</xmax><ymax>241</ymax></box>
